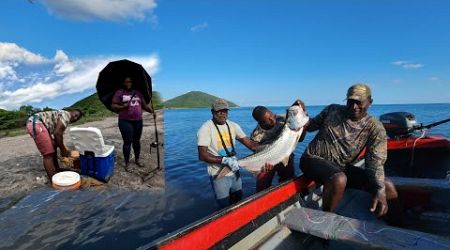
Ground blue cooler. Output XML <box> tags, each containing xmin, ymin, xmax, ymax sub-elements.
<box><xmin>69</xmin><ymin>127</ymin><xmax>115</xmax><ymax>182</ymax></box>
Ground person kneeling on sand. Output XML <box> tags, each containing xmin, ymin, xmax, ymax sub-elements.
<box><xmin>26</xmin><ymin>109</ymin><xmax>83</xmax><ymax>181</ymax></box>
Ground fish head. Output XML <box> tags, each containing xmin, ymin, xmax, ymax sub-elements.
<box><xmin>286</xmin><ymin>105</ymin><xmax>309</xmax><ymax>131</ymax></box>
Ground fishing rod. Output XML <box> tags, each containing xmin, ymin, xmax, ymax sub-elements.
<box><xmin>407</xmin><ymin>117</ymin><xmax>449</xmax><ymax>170</ymax></box>
<box><xmin>415</xmin><ymin>117</ymin><xmax>450</xmax><ymax>130</ymax></box>
<box><xmin>150</xmin><ymin>99</ymin><xmax>161</xmax><ymax>170</ymax></box>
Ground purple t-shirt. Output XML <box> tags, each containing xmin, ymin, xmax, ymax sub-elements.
<box><xmin>112</xmin><ymin>89</ymin><xmax>145</xmax><ymax>120</ymax></box>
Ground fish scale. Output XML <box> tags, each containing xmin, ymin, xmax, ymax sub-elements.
<box><xmin>238</xmin><ymin>125</ymin><xmax>304</xmax><ymax>174</ymax></box>
<box><xmin>217</xmin><ymin>105</ymin><xmax>309</xmax><ymax>178</ymax></box>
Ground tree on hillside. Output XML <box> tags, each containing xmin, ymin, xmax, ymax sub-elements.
<box><xmin>152</xmin><ymin>91</ymin><xmax>164</xmax><ymax>109</ymax></box>
<box><xmin>43</xmin><ymin>106</ymin><xmax>54</xmax><ymax>111</ymax></box>
<box><xmin>19</xmin><ymin>105</ymin><xmax>42</xmax><ymax>116</ymax></box>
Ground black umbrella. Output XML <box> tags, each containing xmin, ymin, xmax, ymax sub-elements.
<box><xmin>96</xmin><ymin>59</ymin><xmax>161</xmax><ymax>170</ymax></box>
<box><xmin>96</xmin><ymin>59</ymin><xmax>152</xmax><ymax>111</ymax></box>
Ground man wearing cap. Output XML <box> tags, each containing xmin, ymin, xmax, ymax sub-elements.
<box><xmin>250</xmin><ymin>106</ymin><xmax>296</xmax><ymax>191</ymax></box>
<box><xmin>198</xmin><ymin>99</ymin><xmax>260</xmax><ymax>208</ymax></box>
<box><xmin>300</xmin><ymin>83</ymin><xmax>398</xmax><ymax>218</ymax></box>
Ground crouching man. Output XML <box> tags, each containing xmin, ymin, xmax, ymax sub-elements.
<box><xmin>26</xmin><ymin>109</ymin><xmax>83</xmax><ymax>181</ymax></box>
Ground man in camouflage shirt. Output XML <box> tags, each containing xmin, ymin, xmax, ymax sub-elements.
<box><xmin>300</xmin><ymin>83</ymin><xmax>398</xmax><ymax>217</ymax></box>
<box><xmin>26</xmin><ymin>109</ymin><xmax>83</xmax><ymax>180</ymax></box>
<box><xmin>250</xmin><ymin>106</ymin><xmax>295</xmax><ymax>191</ymax></box>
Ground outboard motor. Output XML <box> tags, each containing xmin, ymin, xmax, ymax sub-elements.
<box><xmin>380</xmin><ymin>112</ymin><xmax>419</xmax><ymax>138</ymax></box>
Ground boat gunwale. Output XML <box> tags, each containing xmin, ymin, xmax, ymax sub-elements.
<box><xmin>144</xmin><ymin>177</ymin><xmax>314</xmax><ymax>250</ymax></box>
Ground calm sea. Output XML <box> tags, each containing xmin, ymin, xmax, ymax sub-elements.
<box><xmin>1</xmin><ymin>103</ymin><xmax>449</xmax><ymax>249</ymax></box>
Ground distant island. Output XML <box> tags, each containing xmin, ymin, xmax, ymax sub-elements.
<box><xmin>163</xmin><ymin>91</ymin><xmax>238</xmax><ymax>109</ymax></box>
<box><xmin>0</xmin><ymin>91</ymin><xmax>163</xmax><ymax>137</ymax></box>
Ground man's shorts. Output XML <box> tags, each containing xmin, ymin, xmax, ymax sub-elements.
<box><xmin>26</xmin><ymin>121</ymin><xmax>55</xmax><ymax>156</ymax></box>
<box><xmin>210</xmin><ymin>173</ymin><xmax>242</xmax><ymax>200</ymax></box>
<box><xmin>300</xmin><ymin>156</ymin><xmax>374</xmax><ymax>193</ymax></box>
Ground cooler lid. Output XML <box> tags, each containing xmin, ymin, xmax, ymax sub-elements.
<box><xmin>69</xmin><ymin>127</ymin><xmax>106</xmax><ymax>156</ymax></box>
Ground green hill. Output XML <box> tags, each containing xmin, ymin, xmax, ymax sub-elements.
<box><xmin>163</xmin><ymin>91</ymin><xmax>238</xmax><ymax>109</ymax></box>
<box><xmin>69</xmin><ymin>93</ymin><xmax>112</xmax><ymax>116</ymax></box>
<box><xmin>0</xmin><ymin>91</ymin><xmax>164</xmax><ymax>136</ymax></box>
<box><xmin>70</xmin><ymin>91</ymin><xmax>164</xmax><ymax>116</ymax></box>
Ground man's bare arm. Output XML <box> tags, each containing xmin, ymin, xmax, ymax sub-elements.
<box><xmin>198</xmin><ymin>146</ymin><xmax>223</xmax><ymax>164</ymax></box>
<box><xmin>53</xmin><ymin>118</ymin><xmax>68</xmax><ymax>157</ymax></box>
<box><xmin>142</xmin><ymin>102</ymin><xmax>154</xmax><ymax>113</ymax></box>
<box><xmin>237</xmin><ymin>137</ymin><xmax>262</xmax><ymax>152</ymax></box>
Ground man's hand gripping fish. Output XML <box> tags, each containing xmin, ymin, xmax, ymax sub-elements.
<box><xmin>217</xmin><ymin>104</ymin><xmax>309</xmax><ymax>178</ymax></box>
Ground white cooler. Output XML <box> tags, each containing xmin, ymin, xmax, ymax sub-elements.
<box><xmin>69</xmin><ymin>127</ymin><xmax>115</xmax><ymax>182</ymax></box>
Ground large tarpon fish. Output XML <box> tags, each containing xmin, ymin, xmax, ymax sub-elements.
<box><xmin>217</xmin><ymin>105</ymin><xmax>309</xmax><ymax>178</ymax></box>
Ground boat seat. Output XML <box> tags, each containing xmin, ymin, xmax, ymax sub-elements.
<box><xmin>283</xmin><ymin>207</ymin><xmax>450</xmax><ymax>250</ymax></box>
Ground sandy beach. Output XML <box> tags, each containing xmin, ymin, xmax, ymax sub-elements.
<box><xmin>0</xmin><ymin>110</ymin><xmax>164</xmax><ymax>197</ymax></box>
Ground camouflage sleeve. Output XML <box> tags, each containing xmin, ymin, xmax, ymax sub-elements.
<box><xmin>250</xmin><ymin>125</ymin><xmax>264</xmax><ymax>143</ymax></box>
<box><xmin>59</xmin><ymin>111</ymin><xmax>71</xmax><ymax>128</ymax></box>
<box><xmin>364</xmin><ymin>121</ymin><xmax>387</xmax><ymax>195</ymax></box>
<box><xmin>306</xmin><ymin>105</ymin><xmax>331</xmax><ymax>132</ymax></box>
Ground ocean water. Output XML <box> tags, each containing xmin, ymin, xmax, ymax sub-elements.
<box><xmin>1</xmin><ymin>103</ymin><xmax>449</xmax><ymax>249</ymax></box>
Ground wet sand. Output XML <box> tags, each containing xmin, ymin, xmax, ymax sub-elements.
<box><xmin>0</xmin><ymin>110</ymin><xmax>164</xmax><ymax>197</ymax></box>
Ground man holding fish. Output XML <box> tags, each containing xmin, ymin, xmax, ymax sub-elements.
<box><xmin>250</xmin><ymin>106</ymin><xmax>297</xmax><ymax>191</ymax></box>
<box><xmin>300</xmin><ymin>83</ymin><xmax>399</xmax><ymax>218</ymax></box>
<box><xmin>198</xmin><ymin>99</ymin><xmax>310</xmax><ymax>208</ymax></box>
<box><xmin>197</xmin><ymin>99</ymin><xmax>260</xmax><ymax>208</ymax></box>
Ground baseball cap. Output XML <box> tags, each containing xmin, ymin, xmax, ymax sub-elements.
<box><xmin>212</xmin><ymin>99</ymin><xmax>229</xmax><ymax>111</ymax></box>
<box><xmin>346</xmin><ymin>83</ymin><xmax>372</xmax><ymax>102</ymax></box>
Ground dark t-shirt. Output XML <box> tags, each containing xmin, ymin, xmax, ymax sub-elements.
<box><xmin>250</xmin><ymin>114</ymin><xmax>286</xmax><ymax>145</ymax></box>
<box><xmin>112</xmin><ymin>89</ymin><xmax>145</xmax><ymax>120</ymax></box>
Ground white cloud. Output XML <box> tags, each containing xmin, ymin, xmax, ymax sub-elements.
<box><xmin>391</xmin><ymin>60</ymin><xmax>424</xmax><ymax>69</ymax></box>
<box><xmin>0</xmin><ymin>63</ymin><xmax>18</xmax><ymax>80</ymax></box>
<box><xmin>53</xmin><ymin>50</ymin><xmax>76</xmax><ymax>75</ymax></box>
<box><xmin>0</xmin><ymin>42</ymin><xmax>47</xmax><ymax>64</ymax></box>
<box><xmin>428</xmin><ymin>76</ymin><xmax>439</xmax><ymax>81</ymax></box>
<box><xmin>0</xmin><ymin>42</ymin><xmax>51</xmax><ymax>83</ymax></box>
<box><xmin>190</xmin><ymin>22</ymin><xmax>209</xmax><ymax>32</ymax></box>
<box><xmin>402</xmin><ymin>63</ymin><xmax>423</xmax><ymax>69</ymax></box>
<box><xmin>1</xmin><ymin>82</ymin><xmax>61</xmax><ymax>108</ymax></box>
<box><xmin>39</xmin><ymin>0</ymin><xmax>157</xmax><ymax>22</ymax></box>
<box><xmin>0</xmin><ymin>42</ymin><xmax>159</xmax><ymax>110</ymax></box>
<box><xmin>391</xmin><ymin>60</ymin><xmax>408</xmax><ymax>66</ymax></box>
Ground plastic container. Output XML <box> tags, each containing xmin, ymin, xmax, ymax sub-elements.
<box><xmin>69</xmin><ymin>127</ymin><xmax>108</xmax><ymax>156</ymax></box>
<box><xmin>69</xmin><ymin>127</ymin><xmax>116</xmax><ymax>182</ymax></box>
<box><xmin>80</xmin><ymin>145</ymin><xmax>115</xmax><ymax>182</ymax></box>
<box><xmin>52</xmin><ymin>171</ymin><xmax>81</xmax><ymax>190</ymax></box>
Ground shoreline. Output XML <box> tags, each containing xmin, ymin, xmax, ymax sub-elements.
<box><xmin>0</xmin><ymin>110</ymin><xmax>165</xmax><ymax>197</ymax></box>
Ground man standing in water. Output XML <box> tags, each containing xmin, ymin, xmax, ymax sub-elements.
<box><xmin>26</xmin><ymin>109</ymin><xmax>83</xmax><ymax>181</ymax></box>
<box><xmin>300</xmin><ymin>83</ymin><xmax>398</xmax><ymax>218</ymax></box>
<box><xmin>197</xmin><ymin>99</ymin><xmax>259</xmax><ymax>208</ymax></box>
<box><xmin>250</xmin><ymin>106</ymin><xmax>296</xmax><ymax>191</ymax></box>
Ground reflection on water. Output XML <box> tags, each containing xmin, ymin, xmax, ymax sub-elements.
<box><xmin>0</xmin><ymin>103</ymin><xmax>449</xmax><ymax>249</ymax></box>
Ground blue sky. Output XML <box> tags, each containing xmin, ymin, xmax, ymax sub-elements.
<box><xmin>0</xmin><ymin>0</ymin><xmax>449</xmax><ymax>109</ymax></box>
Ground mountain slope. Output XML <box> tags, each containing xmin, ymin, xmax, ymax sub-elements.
<box><xmin>163</xmin><ymin>91</ymin><xmax>238</xmax><ymax>108</ymax></box>
<box><xmin>70</xmin><ymin>91</ymin><xmax>163</xmax><ymax>115</ymax></box>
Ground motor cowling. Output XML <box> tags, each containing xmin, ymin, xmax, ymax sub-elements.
<box><xmin>380</xmin><ymin>112</ymin><xmax>419</xmax><ymax>138</ymax></box>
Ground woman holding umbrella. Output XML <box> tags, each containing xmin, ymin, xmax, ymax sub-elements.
<box><xmin>111</xmin><ymin>77</ymin><xmax>154</xmax><ymax>169</ymax></box>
